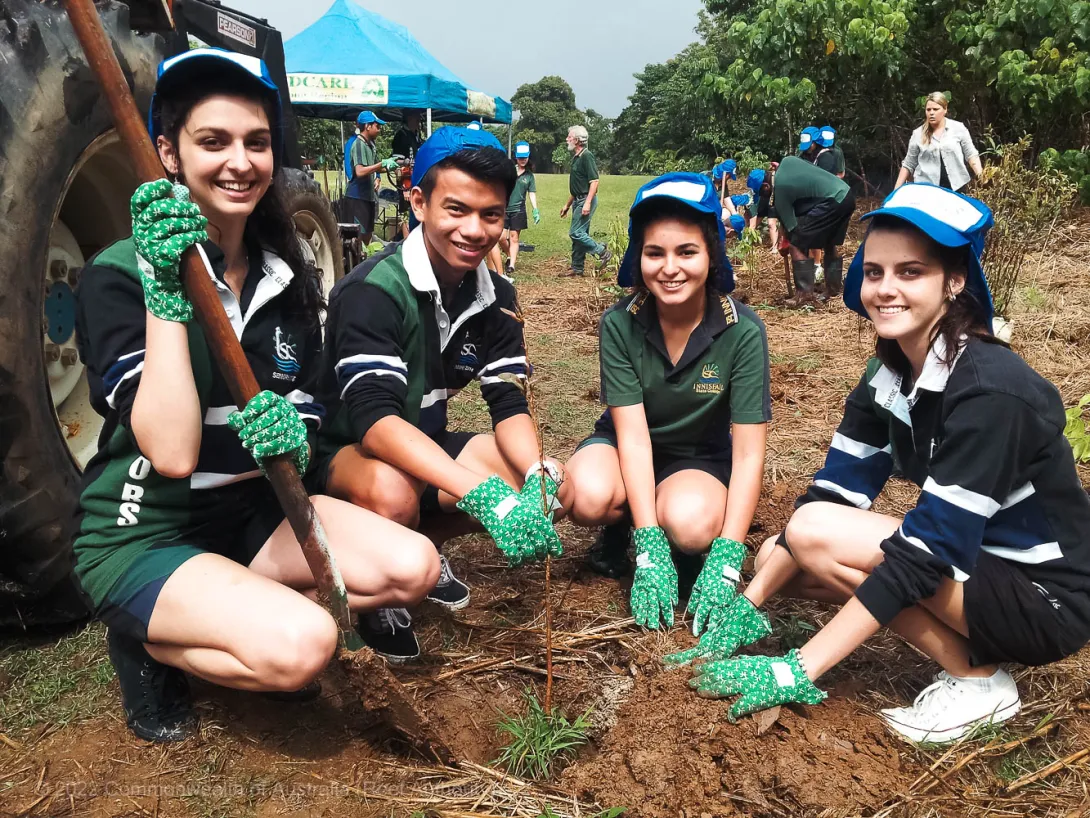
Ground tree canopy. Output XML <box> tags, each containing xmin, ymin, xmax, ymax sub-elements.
<box><xmin>610</xmin><ymin>0</ymin><xmax>1090</xmax><ymax>189</ymax></box>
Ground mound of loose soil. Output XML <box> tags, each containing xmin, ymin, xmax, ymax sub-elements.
<box><xmin>564</xmin><ymin>668</ymin><xmax>906</xmax><ymax>817</ymax></box>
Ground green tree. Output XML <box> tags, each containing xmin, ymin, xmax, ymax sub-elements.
<box><xmin>512</xmin><ymin>76</ymin><xmax>583</xmax><ymax>172</ymax></box>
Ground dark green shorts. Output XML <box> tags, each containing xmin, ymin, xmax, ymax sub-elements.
<box><xmin>96</xmin><ymin>479</ymin><xmax>286</xmax><ymax>642</ymax></box>
<box><xmin>577</xmin><ymin>412</ymin><xmax>733</xmax><ymax>488</ymax></box>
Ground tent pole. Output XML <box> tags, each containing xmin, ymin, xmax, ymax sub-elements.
<box><xmin>508</xmin><ymin>124</ymin><xmax>513</xmax><ymax>157</ymax></box>
<box><xmin>427</xmin><ymin>108</ymin><xmax>433</xmax><ymax>137</ymax></box>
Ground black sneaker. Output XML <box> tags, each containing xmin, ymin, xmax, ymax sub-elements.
<box><xmin>358</xmin><ymin>608</ymin><xmax>420</xmax><ymax>663</ymax></box>
<box><xmin>586</xmin><ymin>521</ymin><xmax>632</xmax><ymax>579</ymax></box>
<box><xmin>505</xmin><ymin>260</ymin><xmax>515</xmax><ymax>275</ymax></box>
<box><xmin>597</xmin><ymin>247</ymin><xmax>613</xmax><ymax>271</ymax></box>
<box><xmin>107</xmin><ymin>629</ymin><xmax>195</xmax><ymax>742</ymax></box>
<box><xmin>426</xmin><ymin>555</ymin><xmax>471</xmax><ymax>610</ymax></box>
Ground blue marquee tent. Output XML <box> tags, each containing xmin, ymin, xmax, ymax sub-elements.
<box><xmin>284</xmin><ymin>0</ymin><xmax>512</xmax><ymax>126</ymax></box>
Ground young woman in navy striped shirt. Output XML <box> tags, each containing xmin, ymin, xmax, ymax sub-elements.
<box><xmin>669</xmin><ymin>184</ymin><xmax>1090</xmax><ymax>743</ymax></box>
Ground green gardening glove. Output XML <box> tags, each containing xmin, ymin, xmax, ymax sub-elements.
<box><xmin>532</xmin><ymin>207</ymin><xmax>541</xmax><ymax>224</ymax></box>
<box><xmin>688</xmin><ymin>537</ymin><xmax>746</xmax><ymax>636</ymax></box>
<box><xmin>227</xmin><ymin>390</ymin><xmax>310</xmax><ymax>475</ymax></box>
<box><xmin>381</xmin><ymin>157</ymin><xmax>400</xmax><ymax>171</ymax></box>
<box><xmin>518</xmin><ymin>474</ymin><xmax>564</xmax><ymax>559</ymax></box>
<box><xmin>630</xmin><ymin>526</ymin><xmax>679</xmax><ymax>630</ymax></box>
<box><xmin>457</xmin><ymin>476</ymin><xmax>553</xmax><ymax>565</ymax></box>
<box><xmin>130</xmin><ymin>180</ymin><xmax>208</xmax><ymax>322</ymax></box>
<box><xmin>664</xmin><ymin>595</ymin><xmax>771</xmax><ymax>667</ymax></box>
<box><xmin>689</xmin><ymin>649</ymin><xmax>827</xmax><ymax>722</ymax></box>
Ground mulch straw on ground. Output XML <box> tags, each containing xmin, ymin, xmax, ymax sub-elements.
<box><xmin>3</xmin><ymin>209</ymin><xmax>1090</xmax><ymax>817</ymax></box>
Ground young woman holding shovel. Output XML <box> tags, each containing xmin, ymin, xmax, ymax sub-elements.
<box><xmin>72</xmin><ymin>49</ymin><xmax>439</xmax><ymax>743</ymax></box>
<box><xmin>566</xmin><ymin>172</ymin><xmax>771</xmax><ymax>633</ymax></box>
<box><xmin>670</xmin><ymin>185</ymin><xmax>1090</xmax><ymax>744</ymax></box>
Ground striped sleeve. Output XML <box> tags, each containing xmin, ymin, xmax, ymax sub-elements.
<box><xmin>855</xmin><ymin>393</ymin><xmax>1032</xmax><ymax>625</ymax></box>
<box><xmin>331</xmin><ymin>281</ymin><xmax>410</xmax><ymax>442</ymax></box>
<box><xmin>74</xmin><ymin>263</ymin><xmax>148</xmax><ymax>427</ymax></box>
<box><xmin>478</xmin><ymin>282</ymin><xmax>529</xmax><ymax>427</ymax></box>
<box><xmin>797</xmin><ymin>373</ymin><xmax>893</xmax><ymax>511</ymax></box>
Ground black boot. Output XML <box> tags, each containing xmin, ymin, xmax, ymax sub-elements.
<box><xmin>824</xmin><ymin>255</ymin><xmax>843</xmax><ymax>297</ymax></box>
<box><xmin>786</xmin><ymin>259</ymin><xmax>817</xmax><ymax>307</ymax></box>
<box><xmin>586</xmin><ymin>519</ymin><xmax>633</xmax><ymax>579</ymax></box>
<box><xmin>107</xmin><ymin>629</ymin><xmax>195</xmax><ymax>742</ymax></box>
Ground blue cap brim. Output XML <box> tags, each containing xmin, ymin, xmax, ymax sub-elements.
<box><xmin>844</xmin><ymin>207</ymin><xmax>994</xmax><ymax>327</ymax></box>
<box><xmin>150</xmin><ymin>50</ymin><xmax>283</xmax><ymax>167</ymax></box>
<box><xmin>616</xmin><ymin>173</ymin><xmax>734</xmax><ymax>292</ymax></box>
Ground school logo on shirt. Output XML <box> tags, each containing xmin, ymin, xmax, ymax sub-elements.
<box><xmin>694</xmin><ymin>362</ymin><xmax>723</xmax><ymax>394</ymax></box>
<box><xmin>456</xmin><ymin>342</ymin><xmax>479</xmax><ymax>374</ymax></box>
<box><xmin>272</xmin><ymin>327</ymin><xmax>300</xmax><ymax>380</ymax></box>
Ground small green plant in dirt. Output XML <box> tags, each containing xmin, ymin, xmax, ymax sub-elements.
<box><xmin>776</xmin><ymin>615</ymin><xmax>817</xmax><ymax>650</ymax></box>
<box><xmin>495</xmin><ymin>690</ymin><xmax>592</xmax><ymax>780</ymax></box>
<box><xmin>1020</xmin><ymin>284</ymin><xmax>1048</xmax><ymax>311</ymax></box>
<box><xmin>1064</xmin><ymin>395</ymin><xmax>1090</xmax><ymax>463</ymax></box>
<box><xmin>994</xmin><ymin>745</ymin><xmax>1056</xmax><ymax>784</ymax></box>
<box><xmin>728</xmin><ymin>227</ymin><xmax>762</xmax><ymax>269</ymax></box>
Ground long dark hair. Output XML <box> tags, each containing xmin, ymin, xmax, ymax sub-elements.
<box><xmin>517</xmin><ymin>155</ymin><xmax>536</xmax><ymax>174</ymax></box>
<box><xmin>867</xmin><ymin>215</ymin><xmax>1001</xmax><ymax>376</ymax></box>
<box><xmin>629</xmin><ymin>198</ymin><xmax>725</xmax><ymax>295</ymax></box>
<box><xmin>157</xmin><ymin>73</ymin><xmax>324</xmax><ymax>330</ymax></box>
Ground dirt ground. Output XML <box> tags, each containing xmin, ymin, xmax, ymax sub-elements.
<box><xmin>4</xmin><ymin>211</ymin><xmax>1090</xmax><ymax>817</ymax></box>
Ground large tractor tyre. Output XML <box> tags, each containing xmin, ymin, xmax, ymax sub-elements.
<box><xmin>0</xmin><ymin>0</ymin><xmax>166</xmax><ymax>630</ymax></box>
<box><xmin>281</xmin><ymin>168</ymin><xmax>344</xmax><ymax>299</ymax></box>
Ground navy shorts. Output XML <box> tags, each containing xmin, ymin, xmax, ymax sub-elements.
<box><xmin>96</xmin><ymin>480</ymin><xmax>285</xmax><ymax>643</ymax></box>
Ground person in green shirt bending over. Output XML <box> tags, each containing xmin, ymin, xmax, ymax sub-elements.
<box><xmin>559</xmin><ymin>125</ymin><xmax>612</xmax><ymax>276</ymax></box>
<box><xmin>772</xmin><ymin>155</ymin><xmax>857</xmax><ymax>305</ymax></box>
<box><xmin>565</xmin><ymin>172</ymin><xmax>771</xmax><ymax>633</ymax></box>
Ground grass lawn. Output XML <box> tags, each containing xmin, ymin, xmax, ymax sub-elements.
<box><xmin>514</xmin><ymin>173</ymin><xmax>652</xmax><ymax>263</ymax></box>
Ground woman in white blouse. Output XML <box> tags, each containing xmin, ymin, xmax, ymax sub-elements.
<box><xmin>895</xmin><ymin>92</ymin><xmax>983</xmax><ymax>192</ymax></box>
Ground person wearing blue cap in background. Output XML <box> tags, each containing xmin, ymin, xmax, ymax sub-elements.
<box><xmin>676</xmin><ymin>184</ymin><xmax>1090</xmax><ymax>743</ymax></box>
<box><xmin>560</xmin><ymin>125</ymin><xmax>612</xmax><ymax>276</ymax></box>
<box><xmin>815</xmin><ymin>125</ymin><xmax>845</xmax><ymax>179</ymax></box>
<box><xmin>344</xmin><ymin>110</ymin><xmax>399</xmax><ymax>244</ymax></box>
<box><xmin>313</xmin><ymin>126</ymin><xmax>570</xmax><ymax>661</ymax></box>
<box><xmin>744</xmin><ymin>166</ymin><xmax>781</xmax><ymax>249</ymax></box>
<box><xmin>797</xmin><ymin>126</ymin><xmax>821</xmax><ymax>161</ymax></box>
<box><xmin>712</xmin><ymin>158</ymin><xmax>738</xmax><ymax>210</ymax></box>
<box><xmin>497</xmin><ymin>141</ymin><xmax>539</xmax><ymax>276</ymax></box>
<box><xmin>565</xmin><ymin>172</ymin><xmax>771</xmax><ymax>633</ymax></box>
<box><xmin>71</xmin><ymin>49</ymin><xmax>440</xmax><ymax>742</ymax></box>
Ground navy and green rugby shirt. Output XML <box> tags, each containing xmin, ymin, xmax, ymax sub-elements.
<box><xmin>596</xmin><ymin>290</ymin><xmax>771</xmax><ymax>459</ymax></box>
<box><xmin>316</xmin><ymin>227</ymin><xmax>529</xmax><ymax>453</ymax></box>
<box><xmin>72</xmin><ymin>237</ymin><xmax>323</xmax><ymax>604</ymax></box>
<box><xmin>796</xmin><ymin>336</ymin><xmax>1090</xmax><ymax>628</ymax></box>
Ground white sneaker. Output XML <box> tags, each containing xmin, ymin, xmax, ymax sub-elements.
<box><xmin>881</xmin><ymin>669</ymin><xmax>1021</xmax><ymax>744</ymax></box>
<box><xmin>814</xmin><ymin>263</ymin><xmax>825</xmax><ymax>283</ymax></box>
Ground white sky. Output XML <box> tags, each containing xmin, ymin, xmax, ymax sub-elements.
<box><xmin>224</xmin><ymin>0</ymin><xmax>704</xmax><ymax>117</ymax></box>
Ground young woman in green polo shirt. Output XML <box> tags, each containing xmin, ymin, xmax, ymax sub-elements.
<box><xmin>566</xmin><ymin>172</ymin><xmax>772</xmax><ymax>632</ymax></box>
<box><xmin>72</xmin><ymin>50</ymin><xmax>439</xmax><ymax>743</ymax></box>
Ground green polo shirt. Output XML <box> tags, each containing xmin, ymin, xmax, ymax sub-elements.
<box><xmin>569</xmin><ymin>148</ymin><xmax>599</xmax><ymax>199</ymax></box>
<box><xmin>507</xmin><ymin>170</ymin><xmax>537</xmax><ymax>213</ymax></box>
<box><xmin>834</xmin><ymin>145</ymin><xmax>846</xmax><ymax>175</ymax></box>
<box><xmin>771</xmin><ymin>155</ymin><xmax>849</xmax><ymax>233</ymax></box>
<box><xmin>597</xmin><ymin>290</ymin><xmax>771</xmax><ymax>458</ymax></box>
<box><xmin>348</xmin><ymin>137</ymin><xmax>378</xmax><ymax>201</ymax></box>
